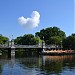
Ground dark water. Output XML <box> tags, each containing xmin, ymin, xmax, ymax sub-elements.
<box><xmin>0</xmin><ymin>53</ymin><xmax>75</xmax><ymax>75</ymax></box>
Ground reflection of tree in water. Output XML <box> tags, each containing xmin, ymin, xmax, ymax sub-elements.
<box><xmin>13</xmin><ymin>55</ymin><xmax>75</xmax><ymax>75</ymax></box>
<box><xmin>41</xmin><ymin>55</ymin><xmax>75</xmax><ymax>75</ymax></box>
<box><xmin>16</xmin><ymin>56</ymin><xmax>62</xmax><ymax>75</ymax></box>
<box><xmin>41</xmin><ymin>56</ymin><xmax>63</xmax><ymax>74</ymax></box>
<box><xmin>15</xmin><ymin>49</ymin><xmax>40</xmax><ymax>58</ymax></box>
<box><xmin>0</xmin><ymin>55</ymin><xmax>74</xmax><ymax>75</ymax></box>
<box><xmin>63</xmin><ymin>55</ymin><xmax>75</xmax><ymax>70</ymax></box>
<box><xmin>17</xmin><ymin>57</ymin><xmax>42</xmax><ymax>69</ymax></box>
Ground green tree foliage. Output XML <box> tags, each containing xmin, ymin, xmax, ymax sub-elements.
<box><xmin>63</xmin><ymin>34</ymin><xmax>75</xmax><ymax>49</ymax></box>
<box><xmin>14</xmin><ymin>34</ymin><xmax>40</xmax><ymax>45</ymax></box>
<box><xmin>14</xmin><ymin>36</ymin><xmax>22</xmax><ymax>44</ymax></box>
<box><xmin>47</xmin><ymin>36</ymin><xmax>62</xmax><ymax>45</ymax></box>
<box><xmin>0</xmin><ymin>35</ymin><xmax>8</xmax><ymax>44</ymax></box>
<box><xmin>35</xmin><ymin>26</ymin><xmax>66</xmax><ymax>45</ymax></box>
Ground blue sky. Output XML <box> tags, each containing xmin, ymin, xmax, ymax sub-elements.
<box><xmin>0</xmin><ymin>0</ymin><xmax>74</xmax><ymax>39</ymax></box>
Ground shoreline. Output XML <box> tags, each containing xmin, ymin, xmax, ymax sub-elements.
<box><xmin>41</xmin><ymin>50</ymin><xmax>75</xmax><ymax>55</ymax></box>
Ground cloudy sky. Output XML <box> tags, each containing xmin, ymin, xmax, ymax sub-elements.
<box><xmin>18</xmin><ymin>11</ymin><xmax>40</xmax><ymax>29</ymax></box>
<box><xmin>0</xmin><ymin>0</ymin><xmax>74</xmax><ymax>39</ymax></box>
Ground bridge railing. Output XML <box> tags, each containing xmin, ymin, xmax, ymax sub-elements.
<box><xmin>45</xmin><ymin>45</ymin><xmax>62</xmax><ymax>49</ymax></box>
<box><xmin>14</xmin><ymin>45</ymin><xmax>42</xmax><ymax>48</ymax></box>
<box><xmin>0</xmin><ymin>44</ymin><xmax>9</xmax><ymax>48</ymax></box>
<box><xmin>0</xmin><ymin>44</ymin><xmax>62</xmax><ymax>49</ymax></box>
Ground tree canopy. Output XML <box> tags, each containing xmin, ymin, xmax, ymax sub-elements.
<box><xmin>14</xmin><ymin>34</ymin><xmax>40</xmax><ymax>45</ymax></box>
<box><xmin>35</xmin><ymin>26</ymin><xmax>66</xmax><ymax>45</ymax></box>
<box><xmin>0</xmin><ymin>26</ymin><xmax>74</xmax><ymax>50</ymax></box>
<box><xmin>0</xmin><ymin>35</ymin><xmax>8</xmax><ymax>44</ymax></box>
<box><xmin>63</xmin><ymin>34</ymin><xmax>75</xmax><ymax>49</ymax></box>
<box><xmin>0</xmin><ymin>26</ymin><xmax>75</xmax><ymax>51</ymax></box>
<box><xmin>15</xmin><ymin>27</ymin><xmax>66</xmax><ymax>46</ymax></box>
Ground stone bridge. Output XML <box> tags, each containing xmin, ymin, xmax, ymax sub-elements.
<box><xmin>0</xmin><ymin>39</ymin><xmax>62</xmax><ymax>57</ymax></box>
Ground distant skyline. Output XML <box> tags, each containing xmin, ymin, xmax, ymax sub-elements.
<box><xmin>0</xmin><ymin>0</ymin><xmax>74</xmax><ymax>39</ymax></box>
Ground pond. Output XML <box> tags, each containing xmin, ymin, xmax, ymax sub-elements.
<box><xmin>0</xmin><ymin>51</ymin><xmax>75</xmax><ymax>75</ymax></box>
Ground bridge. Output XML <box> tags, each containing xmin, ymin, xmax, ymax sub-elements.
<box><xmin>0</xmin><ymin>39</ymin><xmax>59</xmax><ymax>49</ymax></box>
<box><xmin>0</xmin><ymin>39</ymin><xmax>62</xmax><ymax>57</ymax></box>
<box><xmin>0</xmin><ymin>44</ymin><xmax>57</xmax><ymax>49</ymax></box>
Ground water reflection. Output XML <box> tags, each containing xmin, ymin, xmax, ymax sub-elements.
<box><xmin>0</xmin><ymin>55</ymin><xmax>75</xmax><ymax>75</ymax></box>
<box><xmin>42</xmin><ymin>55</ymin><xmax>75</xmax><ymax>75</ymax></box>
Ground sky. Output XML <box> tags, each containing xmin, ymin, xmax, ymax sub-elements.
<box><xmin>0</xmin><ymin>0</ymin><xmax>74</xmax><ymax>40</ymax></box>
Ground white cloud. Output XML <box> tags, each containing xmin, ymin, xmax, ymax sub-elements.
<box><xmin>18</xmin><ymin>11</ymin><xmax>40</xmax><ymax>29</ymax></box>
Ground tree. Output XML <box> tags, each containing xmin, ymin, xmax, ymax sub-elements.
<box><xmin>63</xmin><ymin>34</ymin><xmax>75</xmax><ymax>49</ymax></box>
<box><xmin>15</xmin><ymin>26</ymin><xmax>66</xmax><ymax>46</ymax></box>
<box><xmin>47</xmin><ymin>36</ymin><xmax>62</xmax><ymax>45</ymax></box>
<box><xmin>0</xmin><ymin>35</ymin><xmax>8</xmax><ymax>44</ymax></box>
<box><xmin>35</xmin><ymin>26</ymin><xmax>66</xmax><ymax>45</ymax></box>
<box><xmin>14</xmin><ymin>34</ymin><xmax>40</xmax><ymax>45</ymax></box>
<box><xmin>14</xmin><ymin>36</ymin><xmax>22</xmax><ymax>44</ymax></box>
<box><xmin>35</xmin><ymin>32</ymin><xmax>40</xmax><ymax>37</ymax></box>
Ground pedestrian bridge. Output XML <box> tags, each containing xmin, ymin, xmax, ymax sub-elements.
<box><xmin>0</xmin><ymin>39</ymin><xmax>62</xmax><ymax>58</ymax></box>
<box><xmin>0</xmin><ymin>44</ymin><xmax>57</xmax><ymax>49</ymax></box>
<box><xmin>0</xmin><ymin>39</ymin><xmax>62</xmax><ymax>49</ymax></box>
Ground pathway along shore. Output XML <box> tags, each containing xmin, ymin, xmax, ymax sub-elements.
<box><xmin>42</xmin><ymin>50</ymin><xmax>75</xmax><ymax>55</ymax></box>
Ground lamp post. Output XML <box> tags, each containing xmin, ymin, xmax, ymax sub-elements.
<box><xmin>12</xmin><ymin>35</ymin><xmax>13</xmax><ymax>40</ymax></box>
<box><xmin>42</xmin><ymin>28</ymin><xmax>46</xmax><ymax>52</ymax></box>
<box><xmin>61</xmin><ymin>40</ymin><xmax>62</xmax><ymax>49</ymax></box>
<box><xmin>42</xmin><ymin>28</ymin><xmax>45</xmax><ymax>42</ymax></box>
<box><xmin>38</xmin><ymin>36</ymin><xmax>41</xmax><ymax>47</ymax></box>
<box><xmin>43</xmin><ymin>36</ymin><xmax>44</xmax><ymax>42</ymax></box>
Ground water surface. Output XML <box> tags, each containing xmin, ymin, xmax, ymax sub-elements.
<box><xmin>0</xmin><ymin>54</ymin><xmax>75</xmax><ymax>75</ymax></box>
